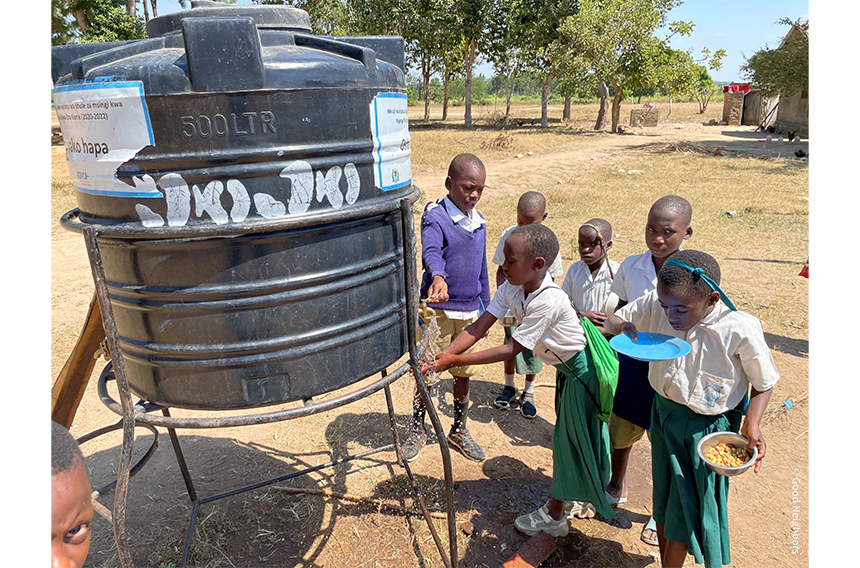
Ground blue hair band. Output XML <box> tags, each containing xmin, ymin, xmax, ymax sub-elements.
<box><xmin>664</xmin><ymin>259</ymin><xmax>737</xmax><ymax>311</ymax></box>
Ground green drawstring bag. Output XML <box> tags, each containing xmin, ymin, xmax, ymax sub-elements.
<box><xmin>579</xmin><ymin>317</ymin><xmax>619</xmax><ymax>423</ymax></box>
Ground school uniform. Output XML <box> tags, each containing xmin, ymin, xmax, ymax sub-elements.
<box><xmin>608</xmin><ymin>251</ymin><xmax>671</xmax><ymax>436</ymax></box>
<box><xmin>487</xmin><ymin>273</ymin><xmax>614</xmax><ymax>520</ymax></box>
<box><xmin>560</xmin><ymin>258</ymin><xmax>621</xmax><ymax>313</ymax></box>
<box><xmin>491</xmin><ymin>225</ymin><xmax>563</xmax><ymax>375</ymax></box>
<box><xmin>616</xmin><ymin>292</ymin><xmax>779</xmax><ymax>568</ymax></box>
<box><xmin>420</xmin><ymin>197</ymin><xmax>491</xmax><ymax>377</ymax></box>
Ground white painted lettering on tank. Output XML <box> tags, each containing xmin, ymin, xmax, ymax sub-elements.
<box><xmin>226</xmin><ymin>179</ymin><xmax>250</xmax><ymax>222</ymax></box>
<box><xmin>344</xmin><ymin>163</ymin><xmax>360</xmax><ymax>205</ymax></box>
<box><xmin>279</xmin><ymin>161</ymin><xmax>314</xmax><ymax>214</ymax></box>
<box><xmin>315</xmin><ymin>166</ymin><xmax>343</xmax><ymax>209</ymax></box>
<box><xmin>133</xmin><ymin>161</ymin><xmax>366</xmax><ymax>226</ymax></box>
<box><xmin>135</xmin><ymin>203</ymin><xmax>165</xmax><ymax>227</ymax></box>
<box><xmin>253</xmin><ymin>193</ymin><xmax>287</xmax><ymax>218</ymax></box>
<box><xmin>159</xmin><ymin>173</ymin><xmax>191</xmax><ymax>227</ymax></box>
<box><xmin>193</xmin><ymin>180</ymin><xmax>229</xmax><ymax>224</ymax></box>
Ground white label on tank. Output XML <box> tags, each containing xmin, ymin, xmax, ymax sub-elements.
<box><xmin>370</xmin><ymin>92</ymin><xmax>411</xmax><ymax>191</ymax></box>
<box><xmin>53</xmin><ymin>81</ymin><xmax>159</xmax><ymax>197</ymax></box>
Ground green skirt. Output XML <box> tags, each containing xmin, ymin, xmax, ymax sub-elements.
<box><xmin>651</xmin><ymin>394</ymin><xmax>743</xmax><ymax>568</ymax></box>
<box><xmin>503</xmin><ymin>326</ymin><xmax>544</xmax><ymax>375</ymax></box>
<box><xmin>550</xmin><ymin>348</ymin><xmax>614</xmax><ymax>520</ymax></box>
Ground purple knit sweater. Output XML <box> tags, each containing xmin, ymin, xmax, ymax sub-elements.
<box><xmin>420</xmin><ymin>200</ymin><xmax>491</xmax><ymax>312</ymax></box>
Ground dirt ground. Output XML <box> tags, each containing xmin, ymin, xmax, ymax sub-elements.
<box><xmin>51</xmin><ymin>119</ymin><xmax>809</xmax><ymax>568</ymax></box>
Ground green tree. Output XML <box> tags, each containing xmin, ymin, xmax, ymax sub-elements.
<box><xmin>72</xmin><ymin>0</ymin><xmax>147</xmax><ymax>43</ymax></box>
<box><xmin>741</xmin><ymin>18</ymin><xmax>808</xmax><ymax>98</ymax></box>
<box><xmin>53</xmin><ymin>0</ymin><xmax>79</xmax><ymax>45</ymax></box>
<box><xmin>512</xmin><ymin>0</ymin><xmax>579</xmax><ymax>128</ymax></box>
<box><xmin>554</xmin><ymin>0</ymin><xmax>700</xmax><ymax>132</ymax></box>
<box><xmin>254</xmin><ymin>0</ymin><xmax>350</xmax><ymax>35</ymax></box>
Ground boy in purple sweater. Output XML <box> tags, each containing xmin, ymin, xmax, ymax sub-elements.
<box><xmin>404</xmin><ymin>153</ymin><xmax>491</xmax><ymax>462</ymax></box>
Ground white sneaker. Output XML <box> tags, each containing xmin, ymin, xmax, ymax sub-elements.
<box><xmin>514</xmin><ymin>504</ymin><xmax>569</xmax><ymax>537</ymax></box>
<box><xmin>566</xmin><ymin>500</ymin><xmax>596</xmax><ymax>519</ymax></box>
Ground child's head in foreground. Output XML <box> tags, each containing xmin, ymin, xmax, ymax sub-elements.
<box><xmin>578</xmin><ymin>218</ymin><xmax>612</xmax><ymax>267</ymax></box>
<box><xmin>516</xmin><ymin>191</ymin><xmax>548</xmax><ymax>226</ymax></box>
<box><xmin>52</xmin><ymin>421</ymin><xmax>93</xmax><ymax>568</ymax></box>
<box><xmin>445</xmin><ymin>153</ymin><xmax>486</xmax><ymax>213</ymax></box>
<box><xmin>503</xmin><ymin>224</ymin><xmax>560</xmax><ymax>287</ymax></box>
<box><xmin>646</xmin><ymin>195</ymin><xmax>692</xmax><ymax>261</ymax></box>
<box><xmin>657</xmin><ymin>250</ymin><xmax>722</xmax><ymax>332</ymax></box>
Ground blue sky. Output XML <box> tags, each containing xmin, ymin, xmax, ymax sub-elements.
<box><xmin>153</xmin><ymin>0</ymin><xmax>809</xmax><ymax>83</ymax></box>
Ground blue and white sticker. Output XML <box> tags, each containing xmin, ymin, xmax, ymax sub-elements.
<box><xmin>53</xmin><ymin>81</ymin><xmax>159</xmax><ymax>197</ymax></box>
<box><xmin>370</xmin><ymin>92</ymin><xmax>411</xmax><ymax>191</ymax></box>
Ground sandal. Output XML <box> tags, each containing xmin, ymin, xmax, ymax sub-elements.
<box><xmin>514</xmin><ymin>504</ymin><xmax>569</xmax><ymax>537</ymax></box>
<box><xmin>640</xmin><ymin>516</ymin><xmax>658</xmax><ymax>546</ymax></box>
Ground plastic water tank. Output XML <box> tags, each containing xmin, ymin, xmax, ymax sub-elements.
<box><xmin>53</xmin><ymin>1</ymin><xmax>416</xmax><ymax>410</ymax></box>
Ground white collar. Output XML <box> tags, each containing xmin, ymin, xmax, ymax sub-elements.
<box><xmin>442</xmin><ymin>197</ymin><xmax>485</xmax><ymax>232</ymax></box>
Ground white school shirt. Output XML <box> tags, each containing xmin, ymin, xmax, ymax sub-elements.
<box><xmin>560</xmin><ymin>258</ymin><xmax>621</xmax><ymax>313</ymax></box>
<box><xmin>608</xmin><ymin>250</ymin><xmax>661</xmax><ymax>304</ymax></box>
<box><xmin>615</xmin><ymin>290</ymin><xmax>779</xmax><ymax>415</ymax></box>
<box><xmin>492</xmin><ymin>225</ymin><xmax>564</xmax><ymax>279</ymax></box>
<box><xmin>436</xmin><ymin>196</ymin><xmax>487</xmax><ymax>320</ymax></box>
<box><xmin>487</xmin><ymin>272</ymin><xmax>587</xmax><ymax>365</ymax></box>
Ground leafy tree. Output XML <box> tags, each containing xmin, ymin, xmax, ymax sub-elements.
<box><xmin>455</xmin><ymin>0</ymin><xmax>490</xmax><ymax>127</ymax></box>
<box><xmin>512</xmin><ymin>0</ymin><xmax>579</xmax><ymax>128</ymax></box>
<box><xmin>255</xmin><ymin>0</ymin><xmax>350</xmax><ymax>35</ymax></box>
<box><xmin>554</xmin><ymin>0</ymin><xmax>704</xmax><ymax>132</ymax></box>
<box><xmin>741</xmin><ymin>18</ymin><xmax>808</xmax><ymax>98</ymax></box>
<box><xmin>53</xmin><ymin>0</ymin><xmax>79</xmax><ymax>45</ymax></box>
<box><xmin>72</xmin><ymin>0</ymin><xmax>147</xmax><ymax>43</ymax></box>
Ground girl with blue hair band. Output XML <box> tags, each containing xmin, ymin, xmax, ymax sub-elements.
<box><xmin>604</xmin><ymin>250</ymin><xmax>779</xmax><ymax>568</ymax></box>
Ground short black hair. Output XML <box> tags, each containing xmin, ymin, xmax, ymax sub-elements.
<box><xmin>510</xmin><ymin>223</ymin><xmax>559</xmax><ymax>266</ymax></box>
<box><xmin>52</xmin><ymin>421</ymin><xmax>85</xmax><ymax>477</ymax></box>
<box><xmin>447</xmin><ymin>153</ymin><xmax>485</xmax><ymax>178</ymax></box>
<box><xmin>650</xmin><ymin>195</ymin><xmax>692</xmax><ymax>227</ymax></box>
<box><xmin>581</xmin><ymin>218</ymin><xmax>612</xmax><ymax>241</ymax></box>
<box><xmin>517</xmin><ymin>191</ymin><xmax>546</xmax><ymax>216</ymax></box>
<box><xmin>658</xmin><ymin>250</ymin><xmax>721</xmax><ymax>300</ymax></box>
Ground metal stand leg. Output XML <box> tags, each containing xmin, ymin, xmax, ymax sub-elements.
<box><xmin>84</xmin><ymin>227</ymin><xmax>136</xmax><ymax>568</ymax></box>
<box><xmin>400</xmin><ymin>199</ymin><xmax>458</xmax><ymax>568</ymax></box>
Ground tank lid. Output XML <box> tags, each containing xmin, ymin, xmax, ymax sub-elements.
<box><xmin>147</xmin><ymin>0</ymin><xmax>313</xmax><ymax>37</ymax></box>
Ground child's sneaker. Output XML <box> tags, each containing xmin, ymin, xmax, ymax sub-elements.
<box><xmin>494</xmin><ymin>386</ymin><xmax>517</xmax><ymax>409</ymax></box>
<box><xmin>567</xmin><ymin>501</ymin><xmax>596</xmax><ymax>519</ymax></box>
<box><xmin>446</xmin><ymin>428</ymin><xmax>485</xmax><ymax>462</ymax></box>
<box><xmin>514</xmin><ymin>504</ymin><xmax>569</xmax><ymax>537</ymax></box>
<box><xmin>519</xmin><ymin>392</ymin><xmax>537</xmax><ymax>419</ymax></box>
<box><xmin>401</xmin><ymin>424</ymin><xmax>426</xmax><ymax>462</ymax></box>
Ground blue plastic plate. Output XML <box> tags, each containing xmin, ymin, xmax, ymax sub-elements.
<box><xmin>609</xmin><ymin>332</ymin><xmax>691</xmax><ymax>362</ymax></box>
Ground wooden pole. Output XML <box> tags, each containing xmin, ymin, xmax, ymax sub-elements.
<box><xmin>51</xmin><ymin>293</ymin><xmax>106</xmax><ymax>428</ymax></box>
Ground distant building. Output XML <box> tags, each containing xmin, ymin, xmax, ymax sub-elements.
<box><xmin>771</xmin><ymin>22</ymin><xmax>808</xmax><ymax>138</ymax></box>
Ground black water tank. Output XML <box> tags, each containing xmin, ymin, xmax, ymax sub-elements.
<box><xmin>53</xmin><ymin>2</ymin><xmax>416</xmax><ymax>410</ymax></box>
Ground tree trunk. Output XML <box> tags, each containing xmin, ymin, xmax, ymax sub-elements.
<box><xmin>422</xmin><ymin>58</ymin><xmax>431</xmax><ymax>122</ymax></box>
<box><xmin>464</xmin><ymin>39</ymin><xmax>476</xmax><ymax>128</ymax></box>
<box><xmin>126</xmin><ymin>0</ymin><xmax>136</xmax><ymax>17</ymax></box>
<box><xmin>150</xmin><ymin>0</ymin><xmax>158</xmax><ymax>18</ymax></box>
<box><xmin>609</xmin><ymin>76</ymin><xmax>622</xmax><ymax>133</ymax></box>
<box><xmin>563</xmin><ymin>94</ymin><xmax>571</xmax><ymax>121</ymax></box>
<box><xmin>142</xmin><ymin>0</ymin><xmax>149</xmax><ymax>22</ymax></box>
<box><xmin>594</xmin><ymin>81</ymin><xmax>609</xmax><ymax>130</ymax></box>
<box><xmin>442</xmin><ymin>73</ymin><xmax>450</xmax><ymax>121</ymax></box>
<box><xmin>72</xmin><ymin>9</ymin><xmax>89</xmax><ymax>33</ymax></box>
<box><xmin>667</xmin><ymin>97</ymin><xmax>673</xmax><ymax>118</ymax></box>
<box><xmin>540</xmin><ymin>73</ymin><xmax>553</xmax><ymax>128</ymax></box>
<box><xmin>505</xmin><ymin>68</ymin><xmax>519</xmax><ymax>120</ymax></box>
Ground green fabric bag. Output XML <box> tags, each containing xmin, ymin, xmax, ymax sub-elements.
<box><xmin>579</xmin><ymin>317</ymin><xmax>619</xmax><ymax>423</ymax></box>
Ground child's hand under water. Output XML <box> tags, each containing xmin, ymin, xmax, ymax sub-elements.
<box><xmin>421</xmin><ymin>353</ymin><xmax>460</xmax><ymax>374</ymax></box>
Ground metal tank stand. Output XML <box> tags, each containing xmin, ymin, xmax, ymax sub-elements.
<box><xmin>79</xmin><ymin>196</ymin><xmax>459</xmax><ymax>568</ymax></box>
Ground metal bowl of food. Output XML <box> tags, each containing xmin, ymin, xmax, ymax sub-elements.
<box><xmin>696</xmin><ymin>431</ymin><xmax>758</xmax><ymax>477</ymax></box>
